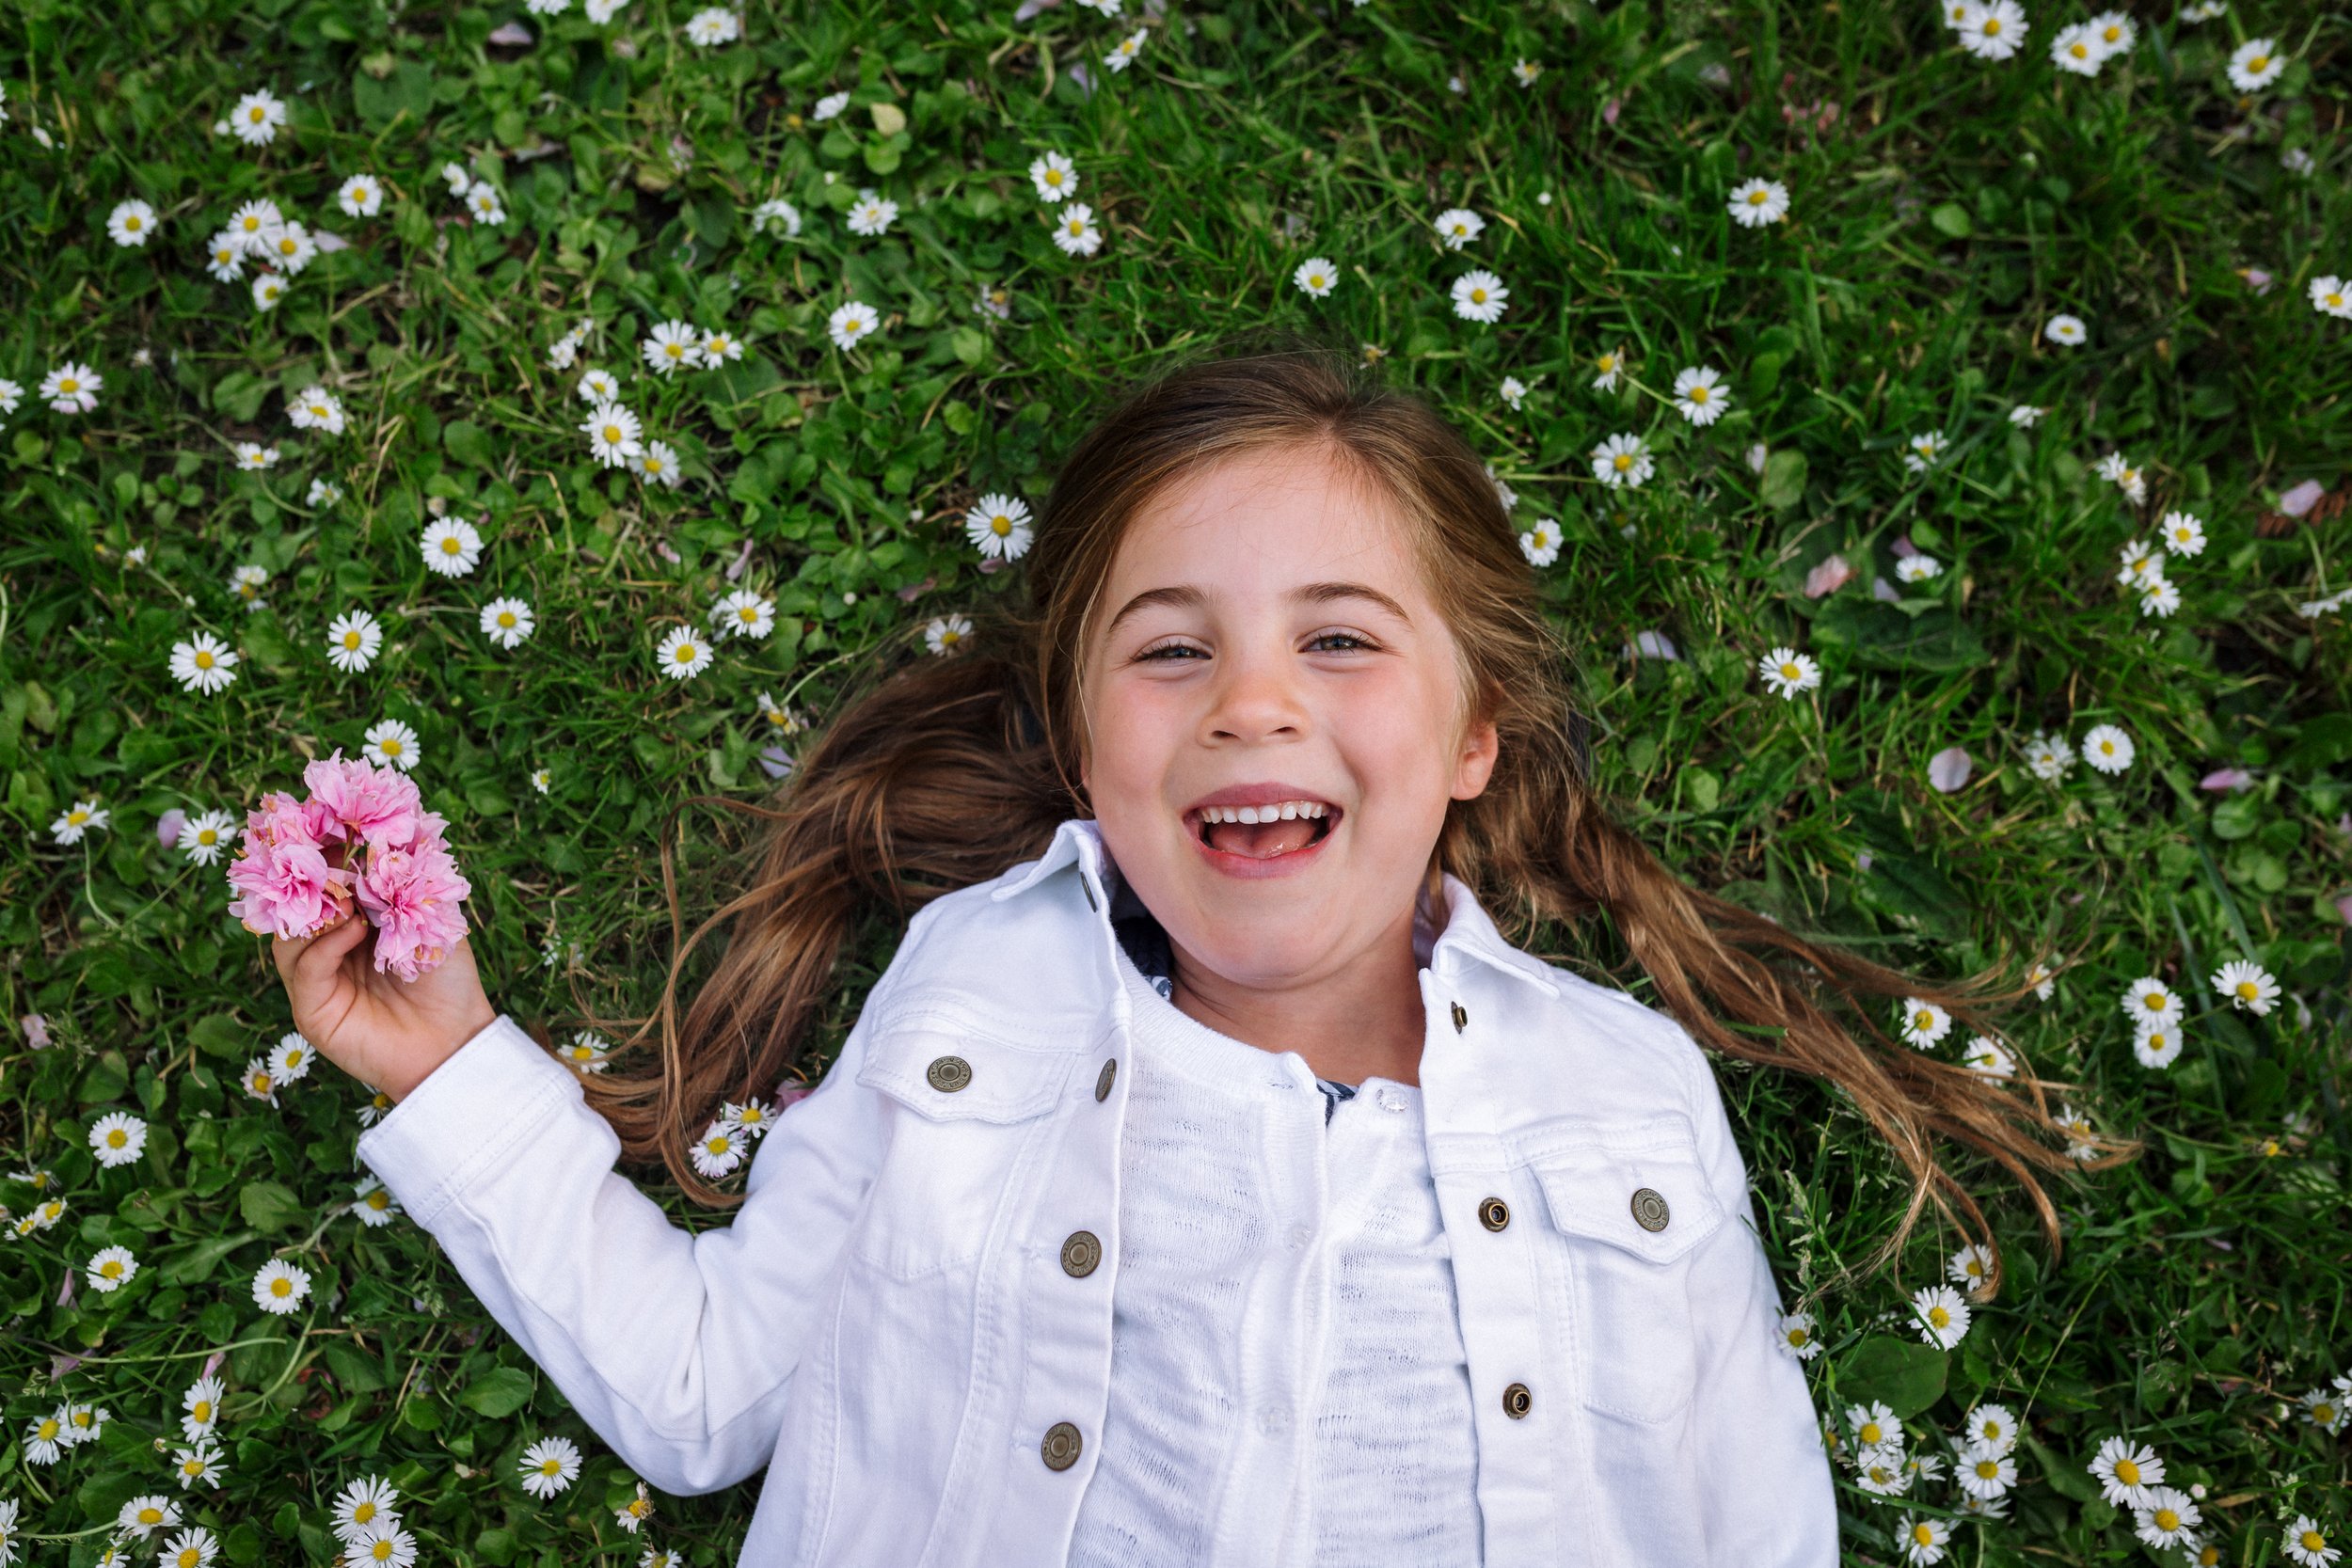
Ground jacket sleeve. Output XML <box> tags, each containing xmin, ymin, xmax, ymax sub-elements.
<box><xmin>1677</xmin><ymin>1042</ymin><xmax>1841</xmax><ymax>1566</ymax></box>
<box><xmin>355</xmin><ymin>997</ymin><xmax>892</xmax><ymax>1496</ymax></box>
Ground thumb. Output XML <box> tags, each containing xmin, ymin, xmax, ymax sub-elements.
<box><xmin>275</xmin><ymin>905</ymin><xmax>373</xmax><ymax>993</ymax></box>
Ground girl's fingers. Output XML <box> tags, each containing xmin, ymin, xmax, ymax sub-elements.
<box><xmin>278</xmin><ymin>908</ymin><xmax>370</xmax><ymax>992</ymax></box>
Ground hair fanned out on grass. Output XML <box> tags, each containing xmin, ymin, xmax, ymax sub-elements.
<box><xmin>591</xmin><ymin>341</ymin><xmax>2135</xmax><ymax>1284</ymax></box>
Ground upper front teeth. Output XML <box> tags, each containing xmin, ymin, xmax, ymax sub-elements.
<box><xmin>1199</xmin><ymin>801</ymin><xmax>1327</xmax><ymax>824</ymax></box>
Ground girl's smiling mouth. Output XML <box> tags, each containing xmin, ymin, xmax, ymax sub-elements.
<box><xmin>1182</xmin><ymin>788</ymin><xmax>1342</xmax><ymax>876</ymax></box>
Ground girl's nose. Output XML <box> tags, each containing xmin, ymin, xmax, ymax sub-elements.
<box><xmin>1201</xmin><ymin>652</ymin><xmax>1309</xmax><ymax>741</ymax></box>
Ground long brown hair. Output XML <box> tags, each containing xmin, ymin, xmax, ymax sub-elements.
<box><xmin>587</xmin><ymin>340</ymin><xmax>2124</xmax><ymax>1290</ymax></box>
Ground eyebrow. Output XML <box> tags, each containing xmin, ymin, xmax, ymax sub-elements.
<box><xmin>1102</xmin><ymin>581</ymin><xmax>1413</xmax><ymax>639</ymax></box>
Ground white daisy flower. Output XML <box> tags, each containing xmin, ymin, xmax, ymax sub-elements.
<box><xmin>1590</xmin><ymin>349</ymin><xmax>1625</xmax><ymax>391</ymax></box>
<box><xmin>633</xmin><ymin>440</ymin><xmax>683</xmax><ymax>488</ymax></box>
<box><xmin>169</xmin><ymin>632</ymin><xmax>240</xmax><ymax>695</ymax></box>
<box><xmin>2226</xmin><ymin>38</ymin><xmax>2285</xmax><ymax>92</ymax></box>
<box><xmin>2210</xmin><ymin>958</ymin><xmax>2278</xmax><ymax>1016</ymax></box>
<box><xmin>1961</xmin><ymin>1037</ymin><xmax>2017</xmax><ymax>1078</ymax></box>
<box><xmin>260</xmin><ymin>221</ymin><xmax>317</xmax><ymax>274</ymax></box>
<box><xmin>721</xmin><ymin>1097</ymin><xmax>779</xmax><ymax>1137</ymax></box>
<box><xmin>466</xmin><ymin>181</ymin><xmax>506</xmax><ymax>226</ymax></box>
<box><xmin>1901</xmin><ymin>431</ymin><xmax>1948</xmax><ymax>473</ymax></box>
<box><xmin>363</xmin><ymin>718</ymin><xmax>421</xmax><ymax>771</ymax></box>
<box><xmin>1776</xmin><ymin>1311</ymin><xmax>1822</xmax><ymax>1360</ymax></box>
<box><xmin>1963</xmin><ymin>1402</ymin><xmax>2020</xmax><ymax>1455</ymax></box>
<box><xmin>2115</xmin><ymin>535</ymin><xmax>2165</xmax><ymax>588</ymax></box>
<box><xmin>159</xmin><ymin>1526</ymin><xmax>219</xmax><ymax>1568</ymax></box>
<box><xmin>2122</xmin><ymin>975</ymin><xmax>2183</xmax><ymax>1030</ymax></box>
<box><xmin>1896</xmin><ymin>1514</ymin><xmax>1950</xmax><ymax>1566</ymax></box>
<box><xmin>330</xmin><ymin>1476</ymin><xmax>400</xmax><ymax>1542</ymax></box>
<box><xmin>2130</xmin><ymin>1488</ymin><xmax>2201</xmax><ymax>1553</ymax></box>
<box><xmin>1671</xmin><ymin>365</ymin><xmax>1729</xmax><ymax>425</ymax></box>
<box><xmin>2081</xmin><ymin>721</ymin><xmax>2135</xmax><ymax>773</ymax></box>
<box><xmin>345</xmin><ymin>1519</ymin><xmax>419</xmax><ymax>1568</ymax></box>
<box><xmin>481</xmin><ymin>597</ymin><xmax>536</xmax><ymax>649</ymax></box>
<box><xmin>1726</xmin><ymin>178</ymin><xmax>1791</xmax><ymax>227</ymax></box>
<box><xmin>1956</xmin><ymin>1442</ymin><xmax>2018</xmax><ymax>1499</ymax></box>
<box><xmin>1592</xmin><ymin>434</ymin><xmax>1653</xmax><ymax>488</ymax></box>
<box><xmin>1433</xmin><ymin>207</ymin><xmax>1486</xmax><ymax>248</ymax></box>
<box><xmin>182</xmin><ymin>809</ymin><xmax>239</xmax><ymax>864</ymax></box>
<box><xmin>180</xmin><ymin>1376</ymin><xmax>224</xmax><ymax>1442</ymax></box>
<box><xmin>2299</xmin><ymin>1386</ymin><xmax>2348</xmax><ymax>1435</ymax></box>
<box><xmin>700</xmin><ymin>327</ymin><xmax>745</xmax><ymax>364</ymax></box>
<box><xmin>242</xmin><ymin>1057</ymin><xmax>279</xmax><ymax>1104</ymax></box>
<box><xmin>203</xmin><ymin>231</ymin><xmax>247</xmax><ymax>282</ymax></box>
<box><xmin>52</xmin><ymin>799</ymin><xmax>110</xmax><ymax>845</ymax></box>
<box><xmin>251</xmin><ymin>1259</ymin><xmax>311</xmax><ymax>1315</ymax></box>
<box><xmin>557</xmin><ymin>1031</ymin><xmax>613</xmax><ymax>1071</ymax></box>
<box><xmin>1104</xmin><ymin>27</ymin><xmax>1148</xmax><ymax>71</ymax></box>
<box><xmin>1518</xmin><ymin>517</ymin><xmax>1562</xmax><ymax>567</ymax></box>
<box><xmin>2132</xmin><ymin>1023</ymin><xmax>2184</xmax><ymax>1069</ymax></box>
<box><xmin>644</xmin><ymin>319</ymin><xmax>704</xmax><ymax>374</ymax></box>
<box><xmin>2050</xmin><ymin>23</ymin><xmax>2107</xmax><ymax>73</ymax></box>
<box><xmin>119</xmin><ymin>1495</ymin><xmax>183</xmax><ymax>1540</ymax></box>
<box><xmin>750</xmin><ymin>198</ymin><xmax>802</xmax><ymax>237</ymax></box>
<box><xmin>2008</xmin><ymin>403</ymin><xmax>2043</xmax><ymax>426</ymax></box>
<box><xmin>338</xmin><ymin>174</ymin><xmax>385</xmax><ymax>218</ymax></box>
<box><xmin>846</xmin><ymin>189</ymin><xmax>899</xmax><ymax>237</ymax></box>
<box><xmin>2310</xmin><ymin>276</ymin><xmax>2352</xmax><ymax>319</ymax></box>
<box><xmin>519</xmin><ymin>1435</ymin><xmax>583</xmax><ymax>1497</ymax></box>
<box><xmin>684</xmin><ymin>7</ymin><xmax>739</xmax><ymax>44</ymax></box>
<box><xmin>2044</xmin><ymin>312</ymin><xmax>2088</xmax><ymax>346</ymax></box>
<box><xmin>1501</xmin><ymin>374</ymin><xmax>1528</xmax><ymax>410</ymax></box>
<box><xmin>711</xmin><ymin>589</ymin><xmax>775</xmax><ymax>639</ymax></box>
<box><xmin>107</xmin><ymin>198</ymin><xmax>159</xmax><ymax>247</ymax></box>
<box><xmin>1899</xmin><ymin>997</ymin><xmax>1954</xmax><ymax>1048</ymax></box>
<box><xmin>2159</xmin><ymin>511</ymin><xmax>2206</xmax><ymax>556</ymax></box>
<box><xmin>964</xmin><ymin>493</ymin><xmax>1034</xmax><ymax>560</ymax></box>
<box><xmin>326</xmin><ymin>610</ymin><xmax>383</xmax><ymax>673</ymax></box>
<box><xmin>2088</xmin><ymin>10</ymin><xmax>2137</xmax><ymax>53</ymax></box>
<box><xmin>2137</xmin><ymin>576</ymin><xmax>2182</xmax><ymax>617</ymax></box>
<box><xmin>230</xmin><ymin>89</ymin><xmax>289</xmax><ymax>145</ymax></box>
<box><xmin>811</xmin><ymin>90</ymin><xmax>850</xmax><ymax>121</ymax></box>
<box><xmin>1956</xmin><ymin>0</ymin><xmax>2027</xmax><ymax>59</ymax></box>
<box><xmin>226</xmin><ymin>198</ymin><xmax>283</xmax><ymax>253</ymax></box>
<box><xmin>1848</xmin><ymin>1401</ymin><xmax>1902</xmax><ymax>1452</ymax></box>
<box><xmin>1051</xmin><ymin>202</ymin><xmax>1103</xmax><ymax>256</ymax></box>
<box><xmin>251</xmin><ymin>274</ymin><xmax>287</xmax><ymax>312</ymax></box>
<box><xmin>1510</xmin><ymin>57</ymin><xmax>1541</xmax><ymax>87</ymax></box>
<box><xmin>1756</xmin><ymin>646</ymin><xmax>1821</xmax><ymax>699</ymax></box>
<box><xmin>288</xmin><ymin>386</ymin><xmax>346</xmax><ymax>435</ymax></box>
<box><xmin>232</xmin><ymin>442</ymin><xmax>279</xmax><ymax>473</ymax></box>
<box><xmin>40</xmin><ymin>360</ymin><xmax>103</xmax><ymax>413</ymax></box>
<box><xmin>578</xmin><ymin>368</ymin><xmax>623</xmax><ymax>403</ymax></box>
<box><xmin>926</xmin><ymin>613</ymin><xmax>973</xmax><ymax>655</ymax></box>
<box><xmin>88</xmin><ymin>1246</ymin><xmax>141</xmax><ymax>1294</ymax></box>
<box><xmin>89</xmin><ymin>1110</ymin><xmax>148</xmax><ymax>1167</ymax></box>
<box><xmin>690</xmin><ymin>1120</ymin><xmax>749</xmax><ymax>1178</ymax></box>
<box><xmin>2088</xmin><ymin>1435</ymin><xmax>2164</xmax><ymax>1509</ymax></box>
<box><xmin>350</xmin><ymin>1175</ymin><xmax>402</xmax><ymax>1228</ymax></box>
<box><xmin>1450</xmin><ymin>269</ymin><xmax>1508</xmax><ymax>324</ymax></box>
<box><xmin>827</xmin><ymin>300</ymin><xmax>882</xmax><ymax>352</ymax></box>
<box><xmin>171</xmin><ymin>1440</ymin><xmax>226</xmax><ymax>1490</ymax></box>
<box><xmin>1292</xmin><ymin>256</ymin><xmax>1339</xmax><ymax>297</ymax></box>
<box><xmin>1028</xmin><ymin>151</ymin><xmax>1078</xmax><ymax>202</ymax></box>
<box><xmin>655</xmin><ymin>626</ymin><xmax>713</xmax><ymax>680</ymax></box>
<box><xmin>2285</xmin><ymin>1517</ymin><xmax>2340</xmax><ymax>1568</ymax></box>
<box><xmin>581</xmin><ymin>401</ymin><xmax>643</xmax><ymax>467</ymax></box>
<box><xmin>1947</xmin><ymin>1243</ymin><xmax>1995</xmax><ymax>1291</ymax></box>
<box><xmin>421</xmin><ymin>516</ymin><xmax>485</xmax><ymax>577</ymax></box>
<box><xmin>1894</xmin><ymin>553</ymin><xmax>1943</xmax><ymax>583</ymax></box>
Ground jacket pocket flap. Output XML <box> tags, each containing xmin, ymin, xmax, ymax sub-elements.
<box><xmin>854</xmin><ymin>1016</ymin><xmax>1075</xmax><ymax>1125</ymax></box>
<box><xmin>1533</xmin><ymin>1144</ymin><xmax>1725</xmax><ymax>1264</ymax></box>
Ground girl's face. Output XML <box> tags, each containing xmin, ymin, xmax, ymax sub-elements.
<box><xmin>1077</xmin><ymin>443</ymin><xmax>1499</xmax><ymax>990</ymax></box>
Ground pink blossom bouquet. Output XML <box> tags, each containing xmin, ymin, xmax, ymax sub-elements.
<box><xmin>225</xmin><ymin>753</ymin><xmax>473</xmax><ymax>981</ymax></box>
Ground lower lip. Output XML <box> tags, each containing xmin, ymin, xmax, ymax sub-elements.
<box><xmin>1186</xmin><ymin>814</ymin><xmax>1339</xmax><ymax>880</ymax></box>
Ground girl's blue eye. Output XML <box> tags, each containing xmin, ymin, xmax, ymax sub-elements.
<box><xmin>1136</xmin><ymin>632</ymin><xmax>1375</xmax><ymax>660</ymax></box>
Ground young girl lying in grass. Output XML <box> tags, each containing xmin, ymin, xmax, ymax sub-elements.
<box><xmin>270</xmin><ymin>346</ymin><xmax>2084</xmax><ymax>1564</ymax></box>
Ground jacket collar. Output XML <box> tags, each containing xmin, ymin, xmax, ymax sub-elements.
<box><xmin>991</xmin><ymin>816</ymin><xmax>1560</xmax><ymax>1001</ymax></box>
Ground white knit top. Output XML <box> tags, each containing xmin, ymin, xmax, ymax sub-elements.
<box><xmin>1064</xmin><ymin>939</ymin><xmax>1484</xmax><ymax>1568</ymax></box>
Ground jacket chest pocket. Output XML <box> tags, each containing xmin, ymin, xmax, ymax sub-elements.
<box><xmin>849</xmin><ymin>1022</ymin><xmax>1074</xmax><ymax>1282</ymax></box>
<box><xmin>1530</xmin><ymin>1132</ymin><xmax>1725</xmax><ymax>1425</ymax></box>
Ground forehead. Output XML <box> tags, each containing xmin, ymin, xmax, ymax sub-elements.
<box><xmin>1102</xmin><ymin>445</ymin><xmax>1421</xmax><ymax>602</ymax></box>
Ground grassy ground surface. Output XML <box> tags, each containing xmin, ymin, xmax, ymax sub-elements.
<box><xmin>2</xmin><ymin>0</ymin><xmax>2348</xmax><ymax>1562</ymax></box>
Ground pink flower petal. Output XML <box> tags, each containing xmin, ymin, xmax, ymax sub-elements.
<box><xmin>1928</xmin><ymin>747</ymin><xmax>1972</xmax><ymax>793</ymax></box>
<box><xmin>1804</xmin><ymin>553</ymin><xmax>1853</xmax><ymax>598</ymax></box>
<box><xmin>2279</xmin><ymin>479</ymin><xmax>2326</xmax><ymax>518</ymax></box>
<box><xmin>156</xmin><ymin>808</ymin><xmax>187</xmax><ymax>848</ymax></box>
<box><xmin>2199</xmin><ymin>767</ymin><xmax>2255</xmax><ymax>792</ymax></box>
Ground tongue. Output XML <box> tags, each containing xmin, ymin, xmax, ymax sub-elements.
<box><xmin>1206</xmin><ymin>817</ymin><xmax>1319</xmax><ymax>858</ymax></box>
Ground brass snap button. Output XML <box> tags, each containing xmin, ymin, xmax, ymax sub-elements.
<box><xmin>1630</xmin><ymin>1187</ymin><xmax>1670</xmax><ymax>1232</ymax></box>
<box><xmin>1478</xmin><ymin>1196</ymin><xmax>1510</xmax><ymax>1232</ymax></box>
<box><xmin>926</xmin><ymin>1055</ymin><xmax>973</xmax><ymax>1093</ymax></box>
<box><xmin>1502</xmin><ymin>1382</ymin><xmax>1533</xmax><ymax>1419</ymax></box>
<box><xmin>1060</xmin><ymin>1230</ymin><xmax>1102</xmax><ymax>1277</ymax></box>
<box><xmin>1041</xmin><ymin>1420</ymin><xmax>1084</xmax><ymax>1471</ymax></box>
<box><xmin>1095</xmin><ymin>1058</ymin><xmax>1117</xmax><ymax>1102</ymax></box>
<box><xmin>1450</xmin><ymin>1001</ymin><xmax>1468</xmax><ymax>1033</ymax></box>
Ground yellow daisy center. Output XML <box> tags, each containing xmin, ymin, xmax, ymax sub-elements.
<box><xmin>498</xmin><ymin>611</ymin><xmax>516</xmax><ymax>628</ymax></box>
<box><xmin>1915</xmin><ymin>1009</ymin><xmax>1934</xmax><ymax>1028</ymax></box>
<box><xmin>1977</xmin><ymin>1459</ymin><xmax>1999</xmax><ymax>1479</ymax></box>
<box><xmin>441</xmin><ymin>537</ymin><xmax>461</xmax><ymax>553</ymax></box>
<box><xmin>1749</xmin><ymin>190</ymin><xmax>1768</xmax><ymax>204</ymax></box>
<box><xmin>2114</xmin><ymin>1458</ymin><xmax>2140</xmax><ymax>1485</ymax></box>
<box><xmin>2249</xmin><ymin>55</ymin><xmax>2268</xmax><ymax>71</ymax></box>
<box><xmin>270</xmin><ymin>1276</ymin><xmax>292</xmax><ymax>1296</ymax></box>
<box><xmin>103</xmin><ymin>1259</ymin><xmax>123</xmax><ymax>1277</ymax></box>
<box><xmin>60</xmin><ymin>376</ymin><xmax>79</xmax><ymax>392</ymax></box>
<box><xmin>380</xmin><ymin>738</ymin><xmax>403</xmax><ymax>755</ymax></box>
<box><xmin>1860</xmin><ymin>1421</ymin><xmax>1883</xmax><ymax>1445</ymax></box>
<box><xmin>192</xmin><ymin>1401</ymin><xmax>212</xmax><ymax>1422</ymax></box>
<box><xmin>1982</xmin><ymin>17</ymin><xmax>2002</xmax><ymax>34</ymax></box>
<box><xmin>353</xmin><ymin>1501</ymin><xmax>375</xmax><ymax>1524</ymax></box>
<box><xmin>1913</xmin><ymin>1525</ymin><xmax>1935</xmax><ymax>1545</ymax></box>
<box><xmin>1689</xmin><ymin>387</ymin><xmax>1709</xmax><ymax>403</ymax></box>
<box><xmin>179</xmin><ymin>1550</ymin><xmax>200</xmax><ymax>1568</ymax></box>
<box><xmin>127</xmin><ymin>215</ymin><xmax>143</xmax><ymax>230</ymax></box>
<box><xmin>139</xmin><ymin>1506</ymin><xmax>164</xmax><ymax>1524</ymax></box>
<box><xmin>666</xmin><ymin>343</ymin><xmax>684</xmax><ymax>358</ymax></box>
<box><xmin>1613</xmin><ymin>453</ymin><xmax>1633</xmax><ymax>471</ymax></box>
<box><xmin>195</xmin><ymin>651</ymin><xmax>215</xmax><ymax>669</ymax></box>
<box><xmin>2314</xmin><ymin>1403</ymin><xmax>2337</xmax><ymax>1424</ymax></box>
<box><xmin>243</xmin><ymin>216</ymin><xmax>261</xmax><ymax>232</ymax></box>
<box><xmin>2153</xmin><ymin>1509</ymin><xmax>2180</xmax><ymax>1532</ymax></box>
<box><xmin>39</xmin><ymin>1419</ymin><xmax>60</xmax><ymax>1439</ymax></box>
<box><xmin>366</xmin><ymin>1191</ymin><xmax>390</xmax><ymax>1210</ymax></box>
<box><xmin>344</xmin><ymin>632</ymin><xmax>362</xmax><ymax>649</ymax></box>
<box><xmin>249</xmin><ymin>106</ymin><xmax>266</xmax><ymax>121</ymax></box>
<box><xmin>738</xmin><ymin>606</ymin><xmax>759</xmax><ymax>622</ymax></box>
<box><xmin>2304</xmin><ymin>1532</ymin><xmax>2328</xmax><ymax>1552</ymax></box>
<box><xmin>1787</xmin><ymin>1327</ymin><xmax>1808</xmax><ymax>1347</ymax></box>
<box><xmin>371</xmin><ymin>1541</ymin><xmax>393</xmax><ymax>1561</ymax></box>
<box><xmin>1469</xmin><ymin>287</ymin><xmax>1486</xmax><ymax>303</ymax></box>
<box><xmin>644</xmin><ymin>456</ymin><xmax>662</xmax><ymax>472</ymax></box>
<box><xmin>1929</xmin><ymin>1306</ymin><xmax>1950</xmax><ymax>1327</ymax></box>
<box><xmin>542</xmin><ymin>1458</ymin><xmax>563</xmax><ymax>1474</ymax></box>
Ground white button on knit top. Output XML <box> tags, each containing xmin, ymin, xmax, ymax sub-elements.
<box><xmin>1065</xmin><ymin>940</ymin><xmax>1484</xmax><ymax>1568</ymax></box>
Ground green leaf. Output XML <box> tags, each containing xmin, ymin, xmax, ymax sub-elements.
<box><xmin>167</xmin><ymin>1230</ymin><xmax>257</xmax><ymax>1286</ymax></box>
<box><xmin>1836</xmin><ymin>1335</ymin><xmax>1947</xmax><ymax>1418</ymax></box>
<box><xmin>1928</xmin><ymin>202</ymin><xmax>1973</xmax><ymax>238</ymax></box>
<box><xmin>189</xmin><ymin>1012</ymin><xmax>251</xmax><ymax>1061</ymax></box>
<box><xmin>239</xmin><ymin>1180</ymin><xmax>307</xmax><ymax>1234</ymax></box>
<box><xmin>460</xmin><ymin>1367</ymin><xmax>536</xmax><ymax>1418</ymax></box>
<box><xmin>1759</xmin><ymin>449</ymin><xmax>1808</xmax><ymax>510</ymax></box>
<box><xmin>444</xmin><ymin>420</ymin><xmax>497</xmax><ymax>469</ymax></box>
<box><xmin>2026</xmin><ymin>1433</ymin><xmax>2099</xmax><ymax>1503</ymax></box>
<box><xmin>1810</xmin><ymin>599</ymin><xmax>1987</xmax><ymax>673</ymax></box>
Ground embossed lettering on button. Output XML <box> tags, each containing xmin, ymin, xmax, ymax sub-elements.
<box><xmin>1060</xmin><ymin>1229</ymin><xmax>1102</xmax><ymax>1278</ymax></box>
<box><xmin>1041</xmin><ymin>1421</ymin><xmax>1084</xmax><ymax>1471</ymax></box>
<box><xmin>1478</xmin><ymin>1196</ymin><xmax>1511</xmax><ymax>1232</ymax></box>
<box><xmin>925</xmin><ymin>1054</ymin><xmax>973</xmax><ymax>1093</ymax></box>
<box><xmin>1630</xmin><ymin>1187</ymin><xmax>1671</xmax><ymax>1232</ymax></box>
<box><xmin>1094</xmin><ymin>1057</ymin><xmax>1118</xmax><ymax>1102</ymax></box>
<box><xmin>1502</xmin><ymin>1382</ymin><xmax>1533</xmax><ymax>1419</ymax></box>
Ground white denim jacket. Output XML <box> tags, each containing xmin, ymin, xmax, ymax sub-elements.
<box><xmin>358</xmin><ymin>816</ymin><xmax>1837</xmax><ymax>1566</ymax></box>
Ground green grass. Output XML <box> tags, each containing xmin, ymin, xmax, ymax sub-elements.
<box><xmin>2</xmin><ymin>0</ymin><xmax>2348</xmax><ymax>1561</ymax></box>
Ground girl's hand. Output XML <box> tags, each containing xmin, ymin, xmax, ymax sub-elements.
<box><xmin>270</xmin><ymin>896</ymin><xmax>498</xmax><ymax>1102</ymax></box>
